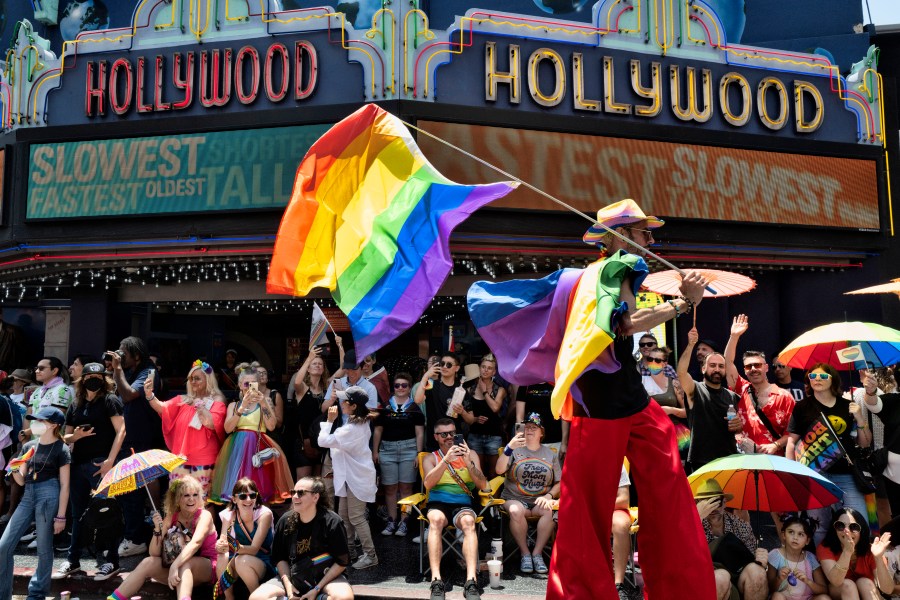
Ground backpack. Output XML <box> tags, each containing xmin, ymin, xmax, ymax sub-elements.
<box><xmin>78</xmin><ymin>497</ymin><xmax>124</xmax><ymax>554</ymax></box>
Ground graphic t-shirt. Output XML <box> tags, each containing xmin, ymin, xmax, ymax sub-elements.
<box><xmin>788</xmin><ymin>397</ymin><xmax>856</xmax><ymax>475</ymax></box>
<box><xmin>767</xmin><ymin>548</ymin><xmax>820</xmax><ymax>599</ymax></box>
<box><xmin>501</xmin><ymin>445</ymin><xmax>561</xmax><ymax>504</ymax></box>
<box><xmin>271</xmin><ymin>509</ymin><xmax>349</xmax><ymax>592</ymax></box>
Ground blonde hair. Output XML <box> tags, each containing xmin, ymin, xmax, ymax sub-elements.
<box><xmin>185</xmin><ymin>364</ymin><xmax>223</xmax><ymax>400</ymax></box>
<box><xmin>164</xmin><ymin>476</ymin><xmax>203</xmax><ymax>519</ymax></box>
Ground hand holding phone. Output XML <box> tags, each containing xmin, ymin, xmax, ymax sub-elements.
<box><xmin>515</xmin><ymin>423</ymin><xmax>525</xmax><ymax>435</ymax></box>
<box><xmin>453</xmin><ymin>433</ymin><xmax>465</xmax><ymax>447</ymax></box>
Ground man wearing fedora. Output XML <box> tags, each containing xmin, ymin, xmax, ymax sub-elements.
<box><xmin>694</xmin><ymin>479</ymin><xmax>769</xmax><ymax>600</ymax></box>
<box><xmin>545</xmin><ymin>199</ymin><xmax>716</xmax><ymax>600</ymax></box>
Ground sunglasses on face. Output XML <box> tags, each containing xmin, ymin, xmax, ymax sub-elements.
<box><xmin>394</xmin><ymin>382</ymin><xmax>409</xmax><ymax>389</ymax></box>
<box><xmin>743</xmin><ymin>363</ymin><xmax>765</xmax><ymax>371</ymax></box>
<box><xmin>35</xmin><ymin>366</ymin><xmax>49</xmax><ymax>371</ymax></box>
<box><xmin>808</xmin><ymin>373</ymin><xmax>831</xmax><ymax>380</ymax></box>
<box><xmin>436</xmin><ymin>431</ymin><xmax>457</xmax><ymax>438</ymax></box>
<box><xmin>237</xmin><ymin>492</ymin><xmax>258</xmax><ymax>500</ymax></box>
<box><xmin>291</xmin><ymin>489</ymin><xmax>313</xmax><ymax>497</ymax></box>
<box><xmin>627</xmin><ymin>227</ymin><xmax>654</xmax><ymax>237</ymax></box>
<box><xmin>834</xmin><ymin>521</ymin><xmax>861</xmax><ymax>533</ymax></box>
<box><xmin>646</xmin><ymin>357</ymin><xmax>665</xmax><ymax>364</ymax></box>
<box><xmin>639</xmin><ymin>342</ymin><xmax>656</xmax><ymax>348</ymax></box>
<box><xmin>441</xmin><ymin>361</ymin><xmax>456</xmax><ymax>368</ymax></box>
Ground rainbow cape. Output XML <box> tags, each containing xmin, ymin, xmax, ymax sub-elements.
<box><xmin>467</xmin><ymin>251</ymin><xmax>646</xmax><ymax>418</ymax></box>
<box><xmin>267</xmin><ymin>104</ymin><xmax>518</xmax><ymax>358</ymax></box>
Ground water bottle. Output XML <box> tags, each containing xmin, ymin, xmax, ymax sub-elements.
<box><xmin>490</xmin><ymin>537</ymin><xmax>503</xmax><ymax>568</ymax></box>
<box><xmin>726</xmin><ymin>404</ymin><xmax>744</xmax><ymax>453</ymax></box>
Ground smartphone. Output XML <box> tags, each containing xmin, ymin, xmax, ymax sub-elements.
<box><xmin>515</xmin><ymin>423</ymin><xmax>525</xmax><ymax>435</ymax></box>
<box><xmin>79</xmin><ymin>424</ymin><xmax>93</xmax><ymax>431</ymax></box>
<box><xmin>147</xmin><ymin>370</ymin><xmax>155</xmax><ymax>384</ymax></box>
<box><xmin>453</xmin><ymin>434</ymin><xmax>465</xmax><ymax>447</ymax></box>
<box><xmin>248</xmin><ymin>381</ymin><xmax>259</xmax><ymax>392</ymax></box>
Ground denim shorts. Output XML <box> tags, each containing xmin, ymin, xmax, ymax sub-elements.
<box><xmin>379</xmin><ymin>438</ymin><xmax>419</xmax><ymax>485</ymax></box>
<box><xmin>467</xmin><ymin>433</ymin><xmax>503</xmax><ymax>456</ymax></box>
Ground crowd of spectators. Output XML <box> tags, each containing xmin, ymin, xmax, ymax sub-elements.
<box><xmin>2</xmin><ymin>316</ymin><xmax>900</xmax><ymax>600</ymax></box>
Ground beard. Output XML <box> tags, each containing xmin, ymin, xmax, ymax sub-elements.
<box><xmin>703</xmin><ymin>372</ymin><xmax>723</xmax><ymax>385</ymax></box>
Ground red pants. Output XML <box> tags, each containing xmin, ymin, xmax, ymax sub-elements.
<box><xmin>547</xmin><ymin>401</ymin><xmax>716</xmax><ymax>600</ymax></box>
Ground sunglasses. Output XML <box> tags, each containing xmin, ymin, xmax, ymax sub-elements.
<box><xmin>639</xmin><ymin>342</ymin><xmax>657</xmax><ymax>348</ymax></box>
<box><xmin>627</xmin><ymin>227</ymin><xmax>654</xmax><ymax>237</ymax></box>
<box><xmin>441</xmin><ymin>361</ymin><xmax>456</xmax><ymax>368</ymax></box>
<box><xmin>291</xmin><ymin>489</ymin><xmax>313</xmax><ymax>497</ymax></box>
<box><xmin>646</xmin><ymin>357</ymin><xmax>665</xmax><ymax>364</ymax></box>
<box><xmin>834</xmin><ymin>521</ymin><xmax>861</xmax><ymax>533</ymax></box>
<box><xmin>35</xmin><ymin>366</ymin><xmax>49</xmax><ymax>371</ymax></box>
<box><xmin>743</xmin><ymin>363</ymin><xmax>765</xmax><ymax>371</ymax></box>
<box><xmin>808</xmin><ymin>373</ymin><xmax>832</xmax><ymax>380</ymax></box>
<box><xmin>394</xmin><ymin>382</ymin><xmax>409</xmax><ymax>389</ymax></box>
<box><xmin>237</xmin><ymin>492</ymin><xmax>258</xmax><ymax>500</ymax></box>
<box><xmin>436</xmin><ymin>431</ymin><xmax>457</xmax><ymax>438</ymax></box>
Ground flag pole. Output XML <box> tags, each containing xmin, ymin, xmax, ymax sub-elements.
<box><xmin>399</xmin><ymin>118</ymin><xmax>718</xmax><ymax>296</ymax></box>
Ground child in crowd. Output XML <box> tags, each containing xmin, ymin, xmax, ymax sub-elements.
<box><xmin>0</xmin><ymin>407</ymin><xmax>71</xmax><ymax>600</ymax></box>
<box><xmin>767</xmin><ymin>513</ymin><xmax>829</xmax><ymax>600</ymax></box>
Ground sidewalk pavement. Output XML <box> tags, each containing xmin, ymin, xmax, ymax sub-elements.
<box><xmin>12</xmin><ymin>532</ymin><xmax>551</xmax><ymax>600</ymax></box>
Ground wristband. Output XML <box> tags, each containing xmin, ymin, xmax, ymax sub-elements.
<box><xmin>54</xmin><ymin>516</ymin><xmax>66</xmax><ymax>522</ymax></box>
<box><xmin>503</xmin><ymin>445</ymin><xmax>513</xmax><ymax>456</ymax></box>
<box><xmin>666</xmin><ymin>299</ymin><xmax>682</xmax><ymax>315</ymax></box>
<box><xmin>677</xmin><ymin>296</ymin><xmax>694</xmax><ymax>315</ymax></box>
<box><xmin>313</xmin><ymin>585</ymin><xmax>320</xmax><ymax>592</ymax></box>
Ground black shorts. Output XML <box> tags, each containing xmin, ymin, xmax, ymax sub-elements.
<box><xmin>426</xmin><ymin>502</ymin><xmax>476</xmax><ymax>528</ymax></box>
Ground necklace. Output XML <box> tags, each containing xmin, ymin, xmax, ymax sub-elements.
<box><xmin>30</xmin><ymin>441</ymin><xmax>58</xmax><ymax>481</ymax></box>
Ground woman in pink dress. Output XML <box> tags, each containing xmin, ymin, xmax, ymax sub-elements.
<box><xmin>144</xmin><ymin>360</ymin><xmax>227</xmax><ymax>499</ymax></box>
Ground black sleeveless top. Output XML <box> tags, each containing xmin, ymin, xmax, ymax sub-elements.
<box><xmin>573</xmin><ymin>335</ymin><xmax>649</xmax><ymax>420</ymax></box>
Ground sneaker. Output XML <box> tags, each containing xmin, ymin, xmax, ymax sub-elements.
<box><xmin>429</xmin><ymin>578</ymin><xmax>445</xmax><ymax>600</ymax></box>
<box><xmin>94</xmin><ymin>562</ymin><xmax>121</xmax><ymax>582</ymax></box>
<box><xmin>463</xmin><ymin>578</ymin><xmax>481</xmax><ymax>600</ymax></box>
<box><xmin>27</xmin><ymin>539</ymin><xmax>37</xmax><ymax>550</ymax></box>
<box><xmin>532</xmin><ymin>554</ymin><xmax>548</xmax><ymax>574</ymax></box>
<box><xmin>351</xmin><ymin>552</ymin><xmax>379</xmax><ymax>570</ymax></box>
<box><xmin>616</xmin><ymin>580</ymin><xmax>642</xmax><ymax>600</ymax></box>
<box><xmin>118</xmin><ymin>539</ymin><xmax>147</xmax><ymax>557</ymax></box>
<box><xmin>55</xmin><ymin>533</ymin><xmax>71</xmax><ymax>552</ymax></box>
<box><xmin>395</xmin><ymin>520</ymin><xmax>408</xmax><ymax>537</ymax></box>
<box><xmin>520</xmin><ymin>553</ymin><xmax>534</xmax><ymax>574</ymax></box>
<box><xmin>413</xmin><ymin>526</ymin><xmax>428</xmax><ymax>544</ymax></box>
<box><xmin>51</xmin><ymin>561</ymin><xmax>82</xmax><ymax>580</ymax></box>
<box><xmin>381</xmin><ymin>519</ymin><xmax>397</xmax><ymax>536</ymax></box>
<box><xmin>20</xmin><ymin>528</ymin><xmax>37</xmax><ymax>542</ymax></box>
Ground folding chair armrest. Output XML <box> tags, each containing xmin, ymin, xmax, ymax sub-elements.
<box><xmin>484</xmin><ymin>476</ymin><xmax>505</xmax><ymax>497</ymax></box>
<box><xmin>398</xmin><ymin>493</ymin><xmax>427</xmax><ymax>507</ymax></box>
<box><xmin>482</xmin><ymin>497</ymin><xmax>505</xmax><ymax>508</ymax></box>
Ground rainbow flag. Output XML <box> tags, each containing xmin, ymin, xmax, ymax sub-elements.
<box><xmin>468</xmin><ymin>251</ymin><xmax>646</xmax><ymax>418</ymax></box>
<box><xmin>268</xmin><ymin>104</ymin><xmax>518</xmax><ymax>358</ymax></box>
<box><xmin>6</xmin><ymin>446</ymin><xmax>34</xmax><ymax>473</ymax></box>
<box><xmin>310</xmin><ymin>302</ymin><xmax>329</xmax><ymax>347</ymax></box>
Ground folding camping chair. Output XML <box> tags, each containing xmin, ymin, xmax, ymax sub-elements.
<box><xmin>397</xmin><ymin>451</ymin><xmax>505</xmax><ymax>578</ymax></box>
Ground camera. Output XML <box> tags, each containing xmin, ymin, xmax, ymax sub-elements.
<box><xmin>105</xmin><ymin>350</ymin><xmax>125</xmax><ymax>360</ymax></box>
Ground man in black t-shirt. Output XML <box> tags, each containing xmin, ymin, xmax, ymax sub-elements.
<box><xmin>679</xmin><ymin>329</ymin><xmax>742</xmax><ymax>470</ymax></box>
<box><xmin>772</xmin><ymin>360</ymin><xmax>805</xmax><ymax>402</ymax></box>
<box><xmin>252</xmin><ymin>477</ymin><xmax>352</xmax><ymax>600</ymax></box>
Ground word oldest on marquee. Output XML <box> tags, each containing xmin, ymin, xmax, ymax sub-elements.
<box><xmin>84</xmin><ymin>41</ymin><xmax>319</xmax><ymax>117</ymax></box>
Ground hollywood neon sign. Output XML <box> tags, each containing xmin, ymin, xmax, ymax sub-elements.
<box><xmin>84</xmin><ymin>41</ymin><xmax>319</xmax><ymax>117</ymax></box>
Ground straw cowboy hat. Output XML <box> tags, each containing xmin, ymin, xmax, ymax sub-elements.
<box><xmin>692</xmin><ymin>479</ymin><xmax>734</xmax><ymax>502</ymax></box>
<box><xmin>583</xmin><ymin>199</ymin><xmax>665</xmax><ymax>246</ymax></box>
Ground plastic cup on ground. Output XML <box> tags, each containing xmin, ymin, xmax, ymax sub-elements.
<box><xmin>488</xmin><ymin>559</ymin><xmax>502</xmax><ymax>588</ymax></box>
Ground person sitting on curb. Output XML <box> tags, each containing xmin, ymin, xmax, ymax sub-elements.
<box><xmin>694</xmin><ymin>479</ymin><xmax>769</xmax><ymax>600</ymax></box>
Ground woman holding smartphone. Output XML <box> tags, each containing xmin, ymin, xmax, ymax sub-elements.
<box><xmin>209</xmin><ymin>368</ymin><xmax>294</xmax><ymax>504</ymax></box>
<box><xmin>54</xmin><ymin>363</ymin><xmax>126</xmax><ymax>581</ymax></box>
<box><xmin>144</xmin><ymin>360</ymin><xmax>227</xmax><ymax>500</ymax></box>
